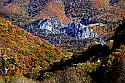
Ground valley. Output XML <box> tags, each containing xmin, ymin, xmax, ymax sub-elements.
<box><xmin>0</xmin><ymin>0</ymin><xmax>125</xmax><ymax>83</ymax></box>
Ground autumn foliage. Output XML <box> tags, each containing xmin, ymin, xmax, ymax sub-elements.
<box><xmin>0</xmin><ymin>17</ymin><xmax>63</xmax><ymax>79</ymax></box>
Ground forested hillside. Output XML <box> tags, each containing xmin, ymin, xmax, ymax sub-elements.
<box><xmin>0</xmin><ymin>17</ymin><xmax>63</xmax><ymax>81</ymax></box>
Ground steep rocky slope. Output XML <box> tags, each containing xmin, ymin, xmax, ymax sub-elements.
<box><xmin>23</xmin><ymin>18</ymin><xmax>105</xmax><ymax>51</ymax></box>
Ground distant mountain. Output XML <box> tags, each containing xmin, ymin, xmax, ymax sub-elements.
<box><xmin>24</xmin><ymin>18</ymin><xmax>105</xmax><ymax>51</ymax></box>
<box><xmin>0</xmin><ymin>0</ymin><xmax>125</xmax><ymax>27</ymax></box>
<box><xmin>0</xmin><ymin>0</ymin><xmax>70</xmax><ymax>27</ymax></box>
<box><xmin>0</xmin><ymin>17</ymin><xmax>63</xmax><ymax>79</ymax></box>
<box><xmin>63</xmin><ymin>0</ymin><xmax>125</xmax><ymax>25</ymax></box>
<box><xmin>0</xmin><ymin>0</ymin><xmax>71</xmax><ymax>26</ymax></box>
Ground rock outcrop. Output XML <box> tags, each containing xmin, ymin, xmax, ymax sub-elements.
<box><xmin>24</xmin><ymin>18</ymin><xmax>105</xmax><ymax>51</ymax></box>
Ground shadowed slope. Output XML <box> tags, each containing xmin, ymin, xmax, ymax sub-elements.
<box><xmin>112</xmin><ymin>20</ymin><xmax>125</xmax><ymax>51</ymax></box>
<box><xmin>37</xmin><ymin>44</ymin><xmax>111</xmax><ymax>81</ymax></box>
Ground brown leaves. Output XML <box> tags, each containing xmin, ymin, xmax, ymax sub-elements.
<box><xmin>0</xmin><ymin>17</ymin><xmax>62</xmax><ymax>78</ymax></box>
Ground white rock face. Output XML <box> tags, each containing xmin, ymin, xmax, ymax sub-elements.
<box><xmin>24</xmin><ymin>18</ymin><xmax>105</xmax><ymax>45</ymax></box>
<box><xmin>65</xmin><ymin>21</ymin><xmax>99</xmax><ymax>39</ymax></box>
